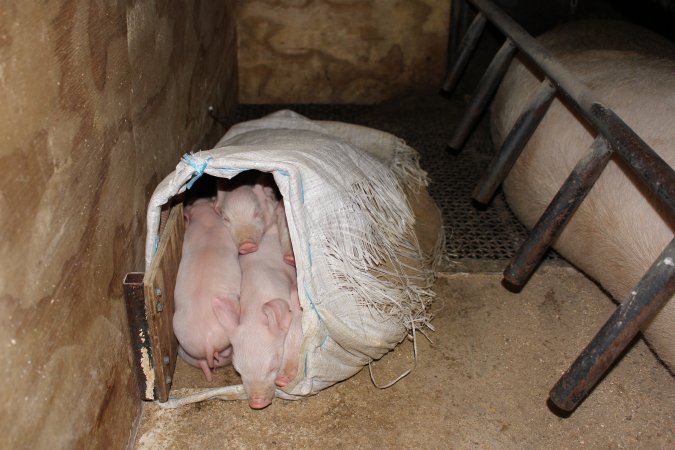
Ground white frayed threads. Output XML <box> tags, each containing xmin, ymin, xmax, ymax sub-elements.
<box><xmin>663</xmin><ymin>257</ymin><xmax>674</xmax><ymax>267</ymax></box>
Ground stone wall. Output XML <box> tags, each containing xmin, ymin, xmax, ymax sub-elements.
<box><xmin>0</xmin><ymin>1</ymin><xmax>237</xmax><ymax>447</ymax></box>
<box><xmin>237</xmin><ymin>0</ymin><xmax>451</xmax><ymax>103</ymax></box>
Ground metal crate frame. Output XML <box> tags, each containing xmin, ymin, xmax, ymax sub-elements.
<box><xmin>442</xmin><ymin>0</ymin><xmax>675</xmax><ymax>412</ymax></box>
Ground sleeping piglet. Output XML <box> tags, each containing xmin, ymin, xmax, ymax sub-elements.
<box><xmin>173</xmin><ymin>198</ymin><xmax>241</xmax><ymax>381</ymax></box>
<box><xmin>215</xmin><ymin>172</ymin><xmax>279</xmax><ymax>255</ymax></box>
<box><xmin>213</xmin><ymin>220</ymin><xmax>297</xmax><ymax>409</ymax></box>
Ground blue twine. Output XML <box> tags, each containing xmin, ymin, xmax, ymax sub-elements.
<box><xmin>300</xmin><ymin>174</ymin><xmax>305</xmax><ymax>204</ymax></box>
<box><xmin>303</xmin><ymin>284</ymin><xmax>321</xmax><ymax>321</ymax></box>
<box><xmin>181</xmin><ymin>154</ymin><xmax>212</xmax><ymax>189</ymax></box>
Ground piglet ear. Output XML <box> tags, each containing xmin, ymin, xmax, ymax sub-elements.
<box><xmin>214</xmin><ymin>178</ymin><xmax>230</xmax><ymax>216</ymax></box>
<box><xmin>212</xmin><ymin>296</ymin><xmax>240</xmax><ymax>331</ymax></box>
<box><xmin>262</xmin><ymin>298</ymin><xmax>292</xmax><ymax>334</ymax></box>
<box><xmin>262</xmin><ymin>186</ymin><xmax>276</xmax><ymax>201</ymax></box>
<box><xmin>183</xmin><ymin>205</ymin><xmax>192</xmax><ymax>227</ymax></box>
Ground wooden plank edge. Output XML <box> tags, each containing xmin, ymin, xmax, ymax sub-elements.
<box><xmin>122</xmin><ymin>272</ymin><xmax>157</xmax><ymax>401</ymax></box>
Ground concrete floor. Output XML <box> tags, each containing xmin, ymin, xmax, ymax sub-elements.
<box><xmin>133</xmin><ymin>264</ymin><xmax>675</xmax><ymax>449</ymax></box>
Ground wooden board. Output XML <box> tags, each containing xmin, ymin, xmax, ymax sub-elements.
<box><xmin>140</xmin><ymin>203</ymin><xmax>184</xmax><ymax>402</ymax></box>
<box><xmin>123</xmin><ymin>272</ymin><xmax>156</xmax><ymax>401</ymax></box>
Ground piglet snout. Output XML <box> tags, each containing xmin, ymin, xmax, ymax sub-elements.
<box><xmin>238</xmin><ymin>240</ymin><xmax>258</xmax><ymax>255</ymax></box>
<box><xmin>248</xmin><ymin>397</ymin><xmax>272</xmax><ymax>409</ymax></box>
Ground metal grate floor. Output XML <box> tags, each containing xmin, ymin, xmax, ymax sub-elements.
<box><xmin>227</xmin><ymin>92</ymin><xmax>556</xmax><ymax>263</ymax></box>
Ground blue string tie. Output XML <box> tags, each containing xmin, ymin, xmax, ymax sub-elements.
<box><xmin>181</xmin><ymin>153</ymin><xmax>212</xmax><ymax>189</ymax></box>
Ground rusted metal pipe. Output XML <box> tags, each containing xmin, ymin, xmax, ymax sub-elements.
<box><xmin>466</xmin><ymin>0</ymin><xmax>675</xmax><ymax>216</ymax></box>
<box><xmin>440</xmin><ymin>11</ymin><xmax>487</xmax><ymax>95</ymax></box>
<box><xmin>447</xmin><ymin>38</ymin><xmax>517</xmax><ymax>151</ymax></box>
<box><xmin>549</xmin><ymin>238</ymin><xmax>675</xmax><ymax>411</ymax></box>
<box><xmin>472</xmin><ymin>79</ymin><xmax>557</xmax><ymax>204</ymax></box>
<box><xmin>504</xmin><ymin>136</ymin><xmax>613</xmax><ymax>287</ymax></box>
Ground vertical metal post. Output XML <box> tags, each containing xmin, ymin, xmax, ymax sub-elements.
<box><xmin>472</xmin><ymin>79</ymin><xmax>557</xmax><ymax>204</ymax></box>
<box><xmin>447</xmin><ymin>38</ymin><xmax>517</xmax><ymax>151</ymax></box>
<box><xmin>441</xmin><ymin>12</ymin><xmax>487</xmax><ymax>95</ymax></box>
<box><xmin>503</xmin><ymin>136</ymin><xmax>613</xmax><ymax>287</ymax></box>
<box><xmin>549</xmin><ymin>238</ymin><xmax>675</xmax><ymax>411</ymax></box>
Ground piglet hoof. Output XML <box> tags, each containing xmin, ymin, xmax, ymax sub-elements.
<box><xmin>248</xmin><ymin>398</ymin><xmax>272</xmax><ymax>410</ymax></box>
<box><xmin>239</xmin><ymin>241</ymin><xmax>258</xmax><ymax>254</ymax></box>
<box><xmin>283</xmin><ymin>254</ymin><xmax>296</xmax><ymax>267</ymax></box>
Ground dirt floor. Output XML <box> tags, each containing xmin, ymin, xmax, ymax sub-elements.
<box><xmin>133</xmin><ymin>264</ymin><xmax>675</xmax><ymax>449</ymax></box>
<box><xmin>132</xmin><ymin>54</ymin><xmax>675</xmax><ymax>446</ymax></box>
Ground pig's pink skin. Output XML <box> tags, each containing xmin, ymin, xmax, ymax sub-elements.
<box><xmin>275</xmin><ymin>282</ymin><xmax>303</xmax><ymax>388</ymax></box>
<box><xmin>215</xmin><ymin>174</ymin><xmax>278</xmax><ymax>254</ymax></box>
<box><xmin>491</xmin><ymin>20</ymin><xmax>675</xmax><ymax>370</ymax></box>
<box><xmin>213</xmin><ymin>222</ymin><xmax>297</xmax><ymax>409</ymax></box>
<box><xmin>276</xmin><ymin>202</ymin><xmax>296</xmax><ymax>267</ymax></box>
<box><xmin>173</xmin><ymin>198</ymin><xmax>241</xmax><ymax>381</ymax></box>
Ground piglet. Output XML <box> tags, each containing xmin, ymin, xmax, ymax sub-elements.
<box><xmin>213</xmin><ymin>221</ymin><xmax>297</xmax><ymax>409</ymax></box>
<box><xmin>173</xmin><ymin>197</ymin><xmax>241</xmax><ymax>381</ymax></box>
<box><xmin>215</xmin><ymin>172</ymin><xmax>278</xmax><ymax>254</ymax></box>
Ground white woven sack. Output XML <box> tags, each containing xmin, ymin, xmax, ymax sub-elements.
<box><xmin>145</xmin><ymin>110</ymin><xmax>441</xmax><ymax>407</ymax></box>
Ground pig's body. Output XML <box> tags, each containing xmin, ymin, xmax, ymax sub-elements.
<box><xmin>491</xmin><ymin>20</ymin><xmax>675</xmax><ymax>369</ymax></box>
<box><xmin>213</xmin><ymin>221</ymin><xmax>297</xmax><ymax>409</ymax></box>
<box><xmin>173</xmin><ymin>198</ymin><xmax>241</xmax><ymax>381</ymax></box>
<box><xmin>215</xmin><ymin>172</ymin><xmax>279</xmax><ymax>254</ymax></box>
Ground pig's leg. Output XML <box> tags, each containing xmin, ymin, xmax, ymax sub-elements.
<box><xmin>178</xmin><ymin>345</ymin><xmax>214</xmax><ymax>382</ymax></box>
<box><xmin>199</xmin><ymin>361</ymin><xmax>214</xmax><ymax>382</ymax></box>
<box><xmin>275</xmin><ymin>283</ymin><xmax>303</xmax><ymax>387</ymax></box>
<box><xmin>214</xmin><ymin>346</ymin><xmax>233</xmax><ymax>367</ymax></box>
<box><xmin>276</xmin><ymin>203</ymin><xmax>295</xmax><ymax>266</ymax></box>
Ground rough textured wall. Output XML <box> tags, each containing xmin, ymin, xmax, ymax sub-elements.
<box><xmin>237</xmin><ymin>0</ymin><xmax>450</xmax><ymax>104</ymax></box>
<box><xmin>0</xmin><ymin>1</ymin><xmax>237</xmax><ymax>448</ymax></box>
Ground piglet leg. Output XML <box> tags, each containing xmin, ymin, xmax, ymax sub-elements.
<box><xmin>178</xmin><ymin>345</ymin><xmax>214</xmax><ymax>382</ymax></box>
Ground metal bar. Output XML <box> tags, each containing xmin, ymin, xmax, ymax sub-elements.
<box><xmin>549</xmin><ymin>238</ymin><xmax>675</xmax><ymax>411</ymax></box>
<box><xmin>123</xmin><ymin>272</ymin><xmax>156</xmax><ymax>401</ymax></box>
<box><xmin>440</xmin><ymin>11</ymin><xmax>487</xmax><ymax>95</ymax></box>
<box><xmin>503</xmin><ymin>136</ymin><xmax>613</xmax><ymax>287</ymax></box>
<box><xmin>447</xmin><ymin>38</ymin><xmax>517</xmax><ymax>151</ymax></box>
<box><xmin>472</xmin><ymin>79</ymin><xmax>557</xmax><ymax>204</ymax></box>
<box><xmin>446</xmin><ymin>0</ymin><xmax>468</xmax><ymax>69</ymax></box>
<box><xmin>466</xmin><ymin>0</ymin><xmax>675</xmax><ymax>216</ymax></box>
